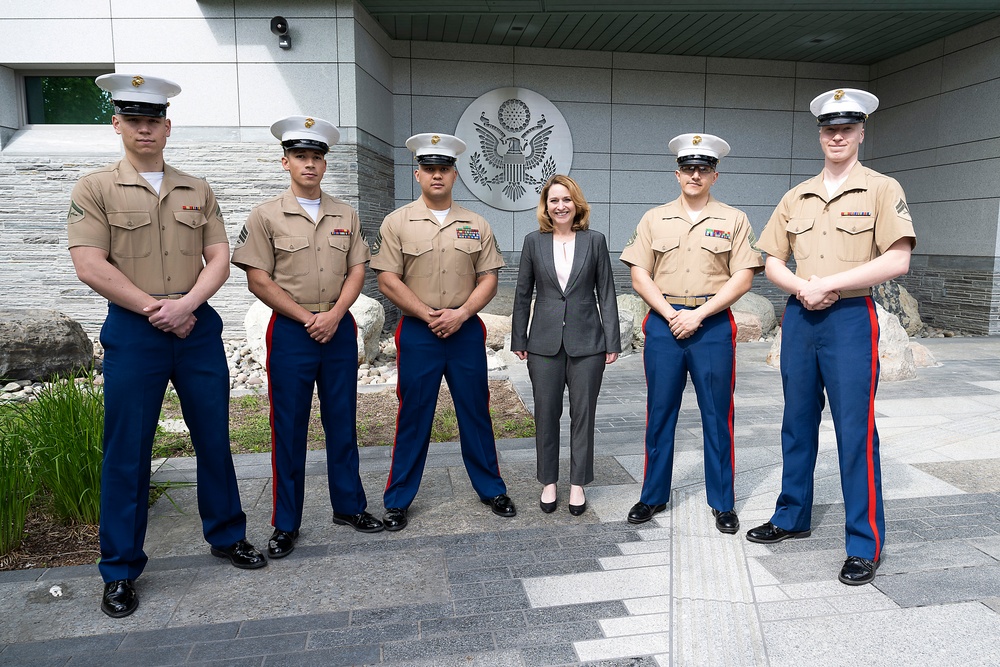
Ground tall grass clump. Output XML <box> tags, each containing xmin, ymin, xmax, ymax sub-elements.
<box><xmin>0</xmin><ymin>405</ymin><xmax>38</xmax><ymax>556</ymax></box>
<box><xmin>15</xmin><ymin>376</ymin><xmax>104</xmax><ymax>525</ymax></box>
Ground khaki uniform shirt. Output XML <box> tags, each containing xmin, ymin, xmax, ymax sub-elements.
<box><xmin>66</xmin><ymin>159</ymin><xmax>227</xmax><ymax>295</ymax></box>
<box><xmin>231</xmin><ymin>189</ymin><xmax>370</xmax><ymax>305</ymax></box>
<box><xmin>758</xmin><ymin>162</ymin><xmax>916</xmax><ymax>297</ymax></box>
<box><xmin>370</xmin><ymin>200</ymin><xmax>505</xmax><ymax>309</ymax></box>
<box><xmin>620</xmin><ymin>196</ymin><xmax>763</xmax><ymax>296</ymax></box>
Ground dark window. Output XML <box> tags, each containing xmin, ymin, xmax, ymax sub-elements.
<box><xmin>25</xmin><ymin>75</ymin><xmax>113</xmax><ymax>124</ymax></box>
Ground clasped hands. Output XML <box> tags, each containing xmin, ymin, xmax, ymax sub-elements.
<box><xmin>427</xmin><ymin>307</ymin><xmax>468</xmax><ymax>339</ymax></box>
<box><xmin>797</xmin><ymin>275</ymin><xmax>841</xmax><ymax>311</ymax></box>
<box><xmin>144</xmin><ymin>299</ymin><xmax>197</xmax><ymax>338</ymax></box>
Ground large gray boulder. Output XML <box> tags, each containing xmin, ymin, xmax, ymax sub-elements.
<box><xmin>0</xmin><ymin>309</ymin><xmax>94</xmax><ymax>381</ymax></box>
<box><xmin>244</xmin><ymin>293</ymin><xmax>386</xmax><ymax>367</ymax></box>
<box><xmin>732</xmin><ymin>292</ymin><xmax>777</xmax><ymax>337</ymax></box>
<box><xmin>617</xmin><ymin>294</ymin><xmax>650</xmax><ymax>348</ymax></box>
<box><xmin>874</xmin><ymin>280</ymin><xmax>923</xmax><ymax>336</ymax></box>
<box><xmin>617</xmin><ymin>310</ymin><xmax>634</xmax><ymax>356</ymax></box>
<box><xmin>479</xmin><ymin>312</ymin><xmax>511</xmax><ymax>351</ymax></box>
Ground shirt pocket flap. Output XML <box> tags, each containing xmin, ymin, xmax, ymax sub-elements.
<box><xmin>651</xmin><ymin>237</ymin><xmax>680</xmax><ymax>253</ymax></box>
<box><xmin>401</xmin><ymin>239</ymin><xmax>434</xmax><ymax>257</ymax></box>
<box><xmin>274</xmin><ymin>236</ymin><xmax>309</xmax><ymax>252</ymax></box>
<box><xmin>173</xmin><ymin>210</ymin><xmax>207</xmax><ymax>229</ymax></box>
<box><xmin>700</xmin><ymin>237</ymin><xmax>732</xmax><ymax>254</ymax></box>
<box><xmin>108</xmin><ymin>211</ymin><xmax>152</xmax><ymax>230</ymax></box>
<box><xmin>328</xmin><ymin>236</ymin><xmax>351</xmax><ymax>251</ymax></box>
<box><xmin>787</xmin><ymin>218</ymin><xmax>815</xmax><ymax>235</ymax></box>
<box><xmin>454</xmin><ymin>239</ymin><xmax>482</xmax><ymax>254</ymax></box>
<box><xmin>835</xmin><ymin>216</ymin><xmax>875</xmax><ymax>235</ymax></box>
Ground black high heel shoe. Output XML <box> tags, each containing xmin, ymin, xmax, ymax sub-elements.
<box><xmin>540</xmin><ymin>497</ymin><xmax>557</xmax><ymax>513</ymax></box>
<box><xmin>568</xmin><ymin>500</ymin><xmax>587</xmax><ymax>516</ymax></box>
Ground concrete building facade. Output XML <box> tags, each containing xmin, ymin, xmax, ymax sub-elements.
<box><xmin>1</xmin><ymin>1</ymin><xmax>999</xmax><ymax>334</ymax></box>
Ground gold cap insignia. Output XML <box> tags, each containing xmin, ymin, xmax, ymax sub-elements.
<box><xmin>692</xmin><ymin>135</ymin><xmax>702</xmax><ymax>145</ymax></box>
<box><xmin>304</xmin><ymin>117</ymin><xmax>315</xmax><ymax>128</ymax></box>
<box><xmin>431</xmin><ymin>135</ymin><xmax>441</xmax><ymax>145</ymax></box>
<box><xmin>834</xmin><ymin>89</ymin><xmax>845</xmax><ymax>100</ymax></box>
<box><xmin>131</xmin><ymin>75</ymin><xmax>145</xmax><ymax>88</ymax></box>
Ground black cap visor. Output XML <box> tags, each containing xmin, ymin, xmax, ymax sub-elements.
<box><xmin>677</xmin><ymin>154</ymin><xmax>719</xmax><ymax>167</ymax></box>
<box><xmin>112</xmin><ymin>100</ymin><xmax>168</xmax><ymax>118</ymax></box>
<box><xmin>817</xmin><ymin>111</ymin><xmax>867</xmax><ymax>126</ymax></box>
<box><xmin>281</xmin><ymin>139</ymin><xmax>330</xmax><ymax>154</ymax></box>
<box><xmin>416</xmin><ymin>154</ymin><xmax>457</xmax><ymax>166</ymax></box>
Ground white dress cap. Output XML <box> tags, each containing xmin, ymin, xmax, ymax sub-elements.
<box><xmin>270</xmin><ymin>115</ymin><xmax>340</xmax><ymax>154</ymax></box>
<box><xmin>96</xmin><ymin>73</ymin><xmax>181</xmax><ymax>117</ymax></box>
<box><xmin>810</xmin><ymin>88</ymin><xmax>879</xmax><ymax>126</ymax></box>
<box><xmin>668</xmin><ymin>133</ymin><xmax>731</xmax><ymax>167</ymax></box>
<box><xmin>406</xmin><ymin>133</ymin><xmax>467</xmax><ymax>165</ymax></box>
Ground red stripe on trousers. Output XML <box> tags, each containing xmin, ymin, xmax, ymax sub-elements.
<box><xmin>865</xmin><ymin>299</ymin><xmax>882</xmax><ymax>560</ymax></box>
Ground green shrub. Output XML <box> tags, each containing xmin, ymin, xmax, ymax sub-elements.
<box><xmin>16</xmin><ymin>377</ymin><xmax>104</xmax><ymax>525</ymax></box>
<box><xmin>0</xmin><ymin>404</ymin><xmax>38</xmax><ymax>556</ymax></box>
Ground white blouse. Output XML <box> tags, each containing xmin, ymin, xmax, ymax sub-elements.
<box><xmin>554</xmin><ymin>235</ymin><xmax>576</xmax><ymax>291</ymax></box>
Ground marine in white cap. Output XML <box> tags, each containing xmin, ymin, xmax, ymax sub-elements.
<box><xmin>96</xmin><ymin>72</ymin><xmax>181</xmax><ymax>117</ymax></box>
<box><xmin>749</xmin><ymin>89</ymin><xmax>916</xmax><ymax>587</ymax></box>
<box><xmin>232</xmin><ymin>116</ymin><xmax>382</xmax><ymax>553</ymax></box>
<box><xmin>67</xmin><ymin>74</ymin><xmax>266</xmax><ymax>619</ymax></box>
<box><xmin>370</xmin><ymin>132</ymin><xmax>514</xmax><ymax>531</ymax></box>
<box><xmin>620</xmin><ymin>132</ymin><xmax>763</xmax><ymax>533</ymax></box>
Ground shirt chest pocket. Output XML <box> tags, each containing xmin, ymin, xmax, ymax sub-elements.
<box><xmin>327</xmin><ymin>235</ymin><xmax>351</xmax><ymax>273</ymax></box>
<box><xmin>107</xmin><ymin>211</ymin><xmax>153</xmax><ymax>258</ymax></box>
<box><xmin>834</xmin><ymin>216</ymin><xmax>875</xmax><ymax>262</ymax></box>
<box><xmin>651</xmin><ymin>236</ymin><xmax>680</xmax><ymax>275</ymax></box>
<box><xmin>274</xmin><ymin>236</ymin><xmax>311</xmax><ymax>276</ymax></box>
<box><xmin>786</xmin><ymin>218</ymin><xmax>815</xmax><ymax>259</ymax></box>
<box><xmin>699</xmin><ymin>236</ymin><xmax>732</xmax><ymax>275</ymax></box>
<box><xmin>173</xmin><ymin>210</ymin><xmax>207</xmax><ymax>256</ymax></box>
<box><xmin>402</xmin><ymin>239</ymin><xmax>434</xmax><ymax>277</ymax></box>
<box><xmin>453</xmin><ymin>238</ymin><xmax>482</xmax><ymax>276</ymax></box>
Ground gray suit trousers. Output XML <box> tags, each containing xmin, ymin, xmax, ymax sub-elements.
<box><xmin>527</xmin><ymin>346</ymin><xmax>606</xmax><ymax>486</ymax></box>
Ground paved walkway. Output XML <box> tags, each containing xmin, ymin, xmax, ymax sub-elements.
<box><xmin>2</xmin><ymin>338</ymin><xmax>999</xmax><ymax>666</ymax></box>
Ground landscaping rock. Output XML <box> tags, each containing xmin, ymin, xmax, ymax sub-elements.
<box><xmin>732</xmin><ymin>292</ymin><xmax>777</xmax><ymax>337</ymax></box>
<box><xmin>0</xmin><ymin>309</ymin><xmax>94</xmax><ymax>381</ymax></box>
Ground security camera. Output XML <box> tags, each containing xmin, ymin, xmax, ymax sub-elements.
<box><xmin>270</xmin><ymin>16</ymin><xmax>291</xmax><ymax>49</ymax></box>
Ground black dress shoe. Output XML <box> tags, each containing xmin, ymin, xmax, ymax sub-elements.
<box><xmin>101</xmin><ymin>579</ymin><xmax>138</xmax><ymax>618</ymax></box>
<box><xmin>568</xmin><ymin>499</ymin><xmax>587</xmax><ymax>516</ymax></box>
<box><xmin>333</xmin><ymin>511</ymin><xmax>385</xmax><ymax>533</ymax></box>
<box><xmin>745</xmin><ymin>521</ymin><xmax>811</xmax><ymax>544</ymax></box>
<box><xmin>627</xmin><ymin>501</ymin><xmax>666</xmax><ymax>524</ymax></box>
<box><xmin>211</xmin><ymin>538</ymin><xmax>268</xmax><ymax>569</ymax></box>
<box><xmin>267</xmin><ymin>529</ymin><xmax>299</xmax><ymax>559</ymax></box>
<box><xmin>539</xmin><ymin>497</ymin><xmax>557</xmax><ymax>514</ymax></box>
<box><xmin>482</xmin><ymin>494</ymin><xmax>516</xmax><ymax>517</ymax></box>
<box><xmin>383</xmin><ymin>507</ymin><xmax>408</xmax><ymax>531</ymax></box>
<box><xmin>839</xmin><ymin>556</ymin><xmax>880</xmax><ymax>585</ymax></box>
<box><xmin>712</xmin><ymin>509</ymin><xmax>740</xmax><ymax>534</ymax></box>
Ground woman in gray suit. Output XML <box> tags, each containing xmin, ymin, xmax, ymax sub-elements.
<box><xmin>512</xmin><ymin>175</ymin><xmax>621</xmax><ymax>515</ymax></box>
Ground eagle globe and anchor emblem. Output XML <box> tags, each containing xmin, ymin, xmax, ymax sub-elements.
<box><xmin>456</xmin><ymin>88</ymin><xmax>573</xmax><ymax>212</ymax></box>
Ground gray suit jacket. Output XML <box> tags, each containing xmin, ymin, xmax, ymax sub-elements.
<box><xmin>511</xmin><ymin>229</ymin><xmax>621</xmax><ymax>357</ymax></box>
